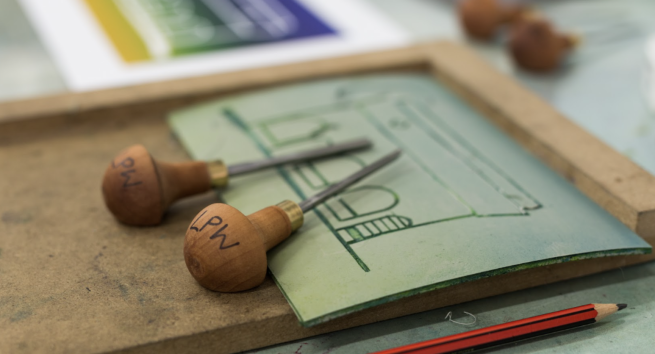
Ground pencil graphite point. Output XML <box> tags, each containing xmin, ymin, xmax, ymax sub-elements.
<box><xmin>617</xmin><ymin>303</ymin><xmax>627</xmax><ymax>311</ymax></box>
<box><xmin>594</xmin><ymin>303</ymin><xmax>625</xmax><ymax>322</ymax></box>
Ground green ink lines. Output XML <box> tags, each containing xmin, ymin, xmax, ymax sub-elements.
<box><xmin>222</xmin><ymin>90</ymin><xmax>543</xmax><ymax>272</ymax></box>
<box><xmin>223</xmin><ymin>108</ymin><xmax>371</xmax><ymax>272</ymax></box>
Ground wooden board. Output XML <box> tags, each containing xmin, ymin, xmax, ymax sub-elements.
<box><xmin>0</xmin><ymin>41</ymin><xmax>653</xmax><ymax>354</ymax></box>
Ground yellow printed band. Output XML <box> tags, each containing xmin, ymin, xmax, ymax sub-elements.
<box><xmin>83</xmin><ymin>0</ymin><xmax>150</xmax><ymax>62</ymax></box>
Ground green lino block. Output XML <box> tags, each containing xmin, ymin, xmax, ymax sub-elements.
<box><xmin>168</xmin><ymin>75</ymin><xmax>651</xmax><ymax>326</ymax></box>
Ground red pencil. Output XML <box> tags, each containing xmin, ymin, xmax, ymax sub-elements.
<box><xmin>373</xmin><ymin>303</ymin><xmax>626</xmax><ymax>354</ymax></box>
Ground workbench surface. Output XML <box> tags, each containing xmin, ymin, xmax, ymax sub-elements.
<box><xmin>2</xmin><ymin>0</ymin><xmax>654</xmax><ymax>353</ymax></box>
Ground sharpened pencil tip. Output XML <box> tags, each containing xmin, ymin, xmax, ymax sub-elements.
<box><xmin>617</xmin><ymin>303</ymin><xmax>627</xmax><ymax>311</ymax></box>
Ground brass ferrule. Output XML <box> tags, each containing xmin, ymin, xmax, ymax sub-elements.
<box><xmin>276</xmin><ymin>200</ymin><xmax>304</xmax><ymax>232</ymax></box>
<box><xmin>207</xmin><ymin>160</ymin><xmax>229</xmax><ymax>187</ymax></box>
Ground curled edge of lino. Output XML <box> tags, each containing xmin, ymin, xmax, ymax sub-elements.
<box><xmin>445</xmin><ymin>311</ymin><xmax>477</xmax><ymax>326</ymax></box>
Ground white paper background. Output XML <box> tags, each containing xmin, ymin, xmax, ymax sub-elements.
<box><xmin>19</xmin><ymin>0</ymin><xmax>410</xmax><ymax>91</ymax></box>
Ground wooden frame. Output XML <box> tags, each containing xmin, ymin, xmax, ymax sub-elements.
<box><xmin>1</xmin><ymin>41</ymin><xmax>653</xmax><ymax>354</ymax></box>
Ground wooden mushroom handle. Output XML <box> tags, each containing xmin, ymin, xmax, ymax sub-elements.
<box><xmin>156</xmin><ymin>160</ymin><xmax>212</xmax><ymax>207</ymax></box>
<box><xmin>184</xmin><ymin>201</ymin><xmax>303</xmax><ymax>292</ymax></box>
<box><xmin>102</xmin><ymin>144</ymin><xmax>215</xmax><ymax>226</ymax></box>
<box><xmin>249</xmin><ymin>200</ymin><xmax>304</xmax><ymax>250</ymax></box>
<box><xmin>247</xmin><ymin>205</ymin><xmax>295</xmax><ymax>251</ymax></box>
<box><xmin>508</xmin><ymin>16</ymin><xmax>577</xmax><ymax>72</ymax></box>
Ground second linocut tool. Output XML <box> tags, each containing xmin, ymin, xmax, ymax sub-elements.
<box><xmin>184</xmin><ymin>149</ymin><xmax>401</xmax><ymax>292</ymax></box>
<box><xmin>102</xmin><ymin>139</ymin><xmax>371</xmax><ymax>226</ymax></box>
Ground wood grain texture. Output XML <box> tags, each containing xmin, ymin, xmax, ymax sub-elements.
<box><xmin>0</xmin><ymin>45</ymin><xmax>431</xmax><ymax>125</ymax></box>
<box><xmin>0</xmin><ymin>42</ymin><xmax>653</xmax><ymax>354</ymax></box>
<box><xmin>247</xmin><ymin>206</ymin><xmax>293</xmax><ymax>252</ymax></box>
<box><xmin>156</xmin><ymin>160</ymin><xmax>211</xmax><ymax>211</ymax></box>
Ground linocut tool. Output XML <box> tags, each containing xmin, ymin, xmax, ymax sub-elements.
<box><xmin>457</xmin><ymin>0</ymin><xmax>577</xmax><ymax>72</ymax></box>
<box><xmin>508</xmin><ymin>14</ymin><xmax>578</xmax><ymax>73</ymax></box>
<box><xmin>184</xmin><ymin>149</ymin><xmax>402</xmax><ymax>292</ymax></box>
<box><xmin>374</xmin><ymin>303</ymin><xmax>626</xmax><ymax>354</ymax></box>
<box><xmin>102</xmin><ymin>139</ymin><xmax>372</xmax><ymax>226</ymax></box>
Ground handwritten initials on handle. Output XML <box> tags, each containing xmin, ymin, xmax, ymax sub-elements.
<box><xmin>112</xmin><ymin>157</ymin><xmax>142</xmax><ymax>187</ymax></box>
<box><xmin>189</xmin><ymin>211</ymin><xmax>239</xmax><ymax>249</ymax></box>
